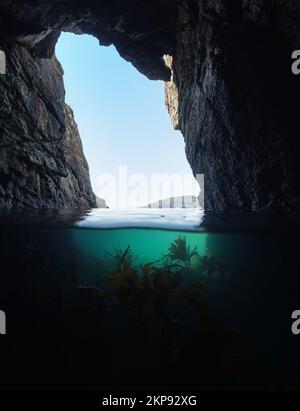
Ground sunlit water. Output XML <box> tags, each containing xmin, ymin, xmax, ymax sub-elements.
<box><xmin>0</xmin><ymin>208</ymin><xmax>299</xmax><ymax>390</ymax></box>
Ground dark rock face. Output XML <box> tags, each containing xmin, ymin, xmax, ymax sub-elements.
<box><xmin>62</xmin><ymin>104</ymin><xmax>96</xmax><ymax>208</ymax></box>
<box><xmin>0</xmin><ymin>0</ymin><xmax>177</xmax><ymax>81</ymax></box>
<box><xmin>0</xmin><ymin>0</ymin><xmax>300</xmax><ymax>210</ymax></box>
<box><xmin>166</xmin><ymin>0</ymin><xmax>300</xmax><ymax>210</ymax></box>
<box><xmin>0</xmin><ymin>42</ymin><xmax>95</xmax><ymax>208</ymax></box>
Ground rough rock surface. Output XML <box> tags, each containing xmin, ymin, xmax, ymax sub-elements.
<box><xmin>62</xmin><ymin>104</ymin><xmax>96</xmax><ymax>208</ymax></box>
<box><xmin>0</xmin><ymin>0</ymin><xmax>177</xmax><ymax>80</ymax></box>
<box><xmin>0</xmin><ymin>0</ymin><xmax>300</xmax><ymax>210</ymax></box>
<box><xmin>0</xmin><ymin>42</ymin><xmax>96</xmax><ymax>208</ymax></box>
<box><xmin>166</xmin><ymin>0</ymin><xmax>300</xmax><ymax>210</ymax></box>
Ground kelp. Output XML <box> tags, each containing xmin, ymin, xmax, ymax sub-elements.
<box><xmin>100</xmin><ymin>238</ymin><xmax>225</xmax><ymax>331</ymax></box>
<box><xmin>77</xmin><ymin>237</ymin><xmax>226</xmax><ymax>318</ymax></box>
<box><xmin>106</xmin><ymin>249</ymin><xmax>188</xmax><ymax>324</ymax></box>
<box><xmin>166</xmin><ymin>235</ymin><xmax>198</xmax><ymax>270</ymax></box>
<box><xmin>72</xmin><ymin>236</ymin><xmax>245</xmax><ymax>388</ymax></box>
<box><xmin>107</xmin><ymin>245</ymin><xmax>136</xmax><ymax>267</ymax></box>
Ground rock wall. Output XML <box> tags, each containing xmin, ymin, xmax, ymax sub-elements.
<box><xmin>0</xmin><ymin>42</ymin><xmax>96</xmax><ymax>208</ymax></box>
<box><xmin>0</xmin><ymin>0</ymin><xmax>299</xmax><ymax>210</ymax></box>
<box><xmin>166</xmin><ymin>0</ymin><xmax>300</xmax><ymax>210</ymax></box>
<box><xmin>62</xmin><ymin>104</ymin><xmax>96</xmax><ymax>208</ymax></box>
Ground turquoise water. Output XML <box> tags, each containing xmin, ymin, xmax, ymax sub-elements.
<box><xmin>73</xmin><ymin>228</ymin><xmax>207</xmax><ymax>286</ymax></box>
<box><xmin>74</xmin><ymin>229</ymin><xmax>207</xmax><ymax>264</ymax></box>
<box><xmin>0</xmin><ymin>209</ymin><xmax>299</xmax><ymax>390</ymax></box>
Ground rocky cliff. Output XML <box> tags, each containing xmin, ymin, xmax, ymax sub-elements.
<box><xmin>0</xmin><ymin>0</ymin><xmax>299</xmax><ymax>210</ymax></box>
<box><xmin>63</xmin><ymin>104</ymin><xmax>96</xmax><ymax>208</ymax></box>
<box><xmin>165</xmin><ymin>0</ymin><xmax>300</xmax><ymax>210</ymax></box>
<box><xmin>0</xmin><ymin>42</ymin><xmax>96</xmax><ymax>208</ymax></box>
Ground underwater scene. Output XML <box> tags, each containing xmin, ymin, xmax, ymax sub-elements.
<box><xmin>0</xmin><ymin>209</ymin><xmax>299</xmax><ymax>390</ymax></box>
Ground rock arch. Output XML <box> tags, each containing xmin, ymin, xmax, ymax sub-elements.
<box><xmin>0</xmin><ymin>0</ymin><xmax>299</xmax><ymax>210</ymax></box>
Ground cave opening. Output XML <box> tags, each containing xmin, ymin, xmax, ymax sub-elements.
<box><xmin>56</xmin><ymin>33</ymin><xmax>199</xmax><ymax>209</ymax></box>
<box><xmin>1</xmin><ymin>0</ymin><xmax>300</xmax><ymax>394</ymax></box>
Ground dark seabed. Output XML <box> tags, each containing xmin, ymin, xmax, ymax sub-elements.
<box><xmin>0</xmin><ymin>209</ymin><xmax>299</xmax><ymax>390</ymax></box>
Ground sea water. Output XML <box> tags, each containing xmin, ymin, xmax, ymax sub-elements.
<box><xmin>0</xmin><ymin>208</ymin><xmax>299</xmax><ymax>390</ymax></box>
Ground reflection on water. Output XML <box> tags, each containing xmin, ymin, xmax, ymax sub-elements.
<box><xmin>0</xmin><ymin>209</ymin><xmax>299</xmax><ymax>390</ymax></box>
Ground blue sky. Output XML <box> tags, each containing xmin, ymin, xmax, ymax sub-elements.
<box><xmin>56</xmin><ymin>33</ymin><xmax>198</xmax><ymax>207</ymax></box>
